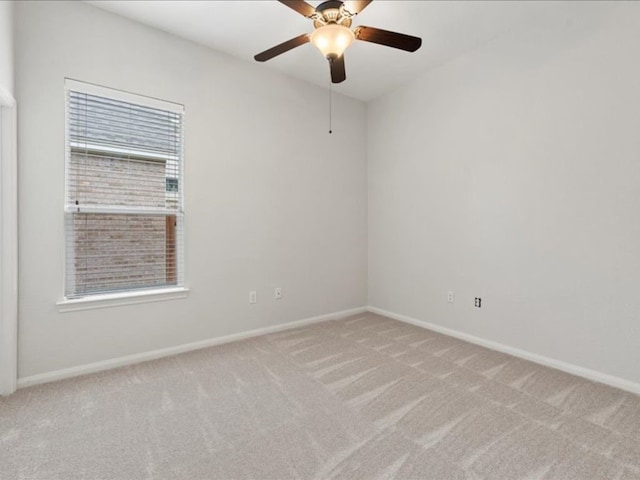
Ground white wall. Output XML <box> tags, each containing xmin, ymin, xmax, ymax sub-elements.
<box><xmin>368</xmin><ymin>3</ymin><xmax>640</xmax><ymax>384</ymax></box>
<box><xmin>0</xmin><ymin>0</ymin><xmax>12</xmax><ymax>95</ymax></box>
<box><xmin>15</xmin><ymin>1</ymin><xmax>367</xmax><ymax>378</ymax></box>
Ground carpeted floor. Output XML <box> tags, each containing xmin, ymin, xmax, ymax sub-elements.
<box><xmin>1</xmin><ymin>312</ymin><xmax>639</xmax><ymax>480</ymax></box>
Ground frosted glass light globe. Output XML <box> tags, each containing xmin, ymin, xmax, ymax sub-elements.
<box><xmin>310</xmin><ymin>24</ymin><xmax>355</xmax><ymax>59</ymax></box>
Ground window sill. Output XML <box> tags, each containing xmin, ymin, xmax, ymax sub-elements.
<box><xmin>57</xmin><ymin>287</ymin><xmax>189</xmax><ymax>313</ymax></box>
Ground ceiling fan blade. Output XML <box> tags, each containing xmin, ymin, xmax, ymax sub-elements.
<box><xmin>254</xmin><ymin>33</ymin><xmax>310</xmax><ymax>62</ymax></box>
<box><xmin>278</xmin><ymin>0</ymin><xmax>316</xmax><ymax>18</ymax></box>
<box><xmin>343</xmin><ymin>0</ymin><xmax>373</xmax><ymax>16</ymax></box>
<box><xmin>330</xmin><ymin>55</ymin><xmax>346</xmax><ymax>84</ymax></box>
<box><xmin>354</xmin><ymin>26</ymin><xmax>422</xmax><ymax>52</ymax></box>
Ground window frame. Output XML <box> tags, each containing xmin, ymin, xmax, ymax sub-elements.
<box><xmin>58</xmin><ymin>79</ymin><xmax>188</xmax><ymax>311</ymax></box>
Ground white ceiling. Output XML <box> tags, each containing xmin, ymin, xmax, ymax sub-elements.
<box><xmin>88</xmin><ymin>1</ymin><xmax>602</xmax><ymax>102</ymax></box>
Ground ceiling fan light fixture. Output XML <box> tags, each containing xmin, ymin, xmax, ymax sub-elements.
<box><xmin>254</xmin><ymin>1</ymin><xmax>422</xmax><ymax>84</ymax></box>
<box><xmin>310</xmin><ymin>24</ymin><xmax>354</xmax><ymax>59</ymax></box>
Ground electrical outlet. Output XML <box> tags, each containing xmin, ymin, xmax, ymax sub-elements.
<box><xmin>249</xmin><ymin>291</ymin><xmax>257</xmax><ymax>304</ymax></box>
<box><xmin>447</xmin><ymin>291</ymin><xmax>454</xmax><ymax>303</ymax></box>
<box><xmin>475</xmin><ymin>297</ymin><xmax>482</xmax><ymax>308</ymax></box>
<box><xmin>275</xmin><ymin>287</ymin><xmax>282</xmax><ymax>299</ymax></box>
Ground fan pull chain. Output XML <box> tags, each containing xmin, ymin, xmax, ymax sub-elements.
<box><xmin>329</xmin><ymin>76</ymin><xmax>333</xmax><ymax>134</ymax></box>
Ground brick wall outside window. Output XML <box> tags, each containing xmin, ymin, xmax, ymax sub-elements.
<box><xmin>69</xmin><ymin>151</ymin><xmax>176</xmax><ymax>295</ymax></box>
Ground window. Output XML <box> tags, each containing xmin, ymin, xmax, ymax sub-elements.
<box><xmin>64</xmin><ymin>80</ymin><xmax>184</xmax><ymax>299</ymax></box>
<box><xmin>165</xmin><ymin>177</ymin><xmax>179</xmax><ymax>193</ymax></box>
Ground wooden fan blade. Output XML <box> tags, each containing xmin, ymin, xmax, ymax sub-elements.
<box><xmin>330</xmin><ymin>55</ymin><xmax>346</xmax><ymax>83</ymax></box>
<box><xmin>354</xmin><ymin>26</ymin><xmax>422</xmax><ymax>52</ymax></box>
<box><xmin>254</xmin><ymin>34</ymin><xmax>310</xmax><ymax>62</ymax></box>
<box><xmin>278</xmin><ymin>0</ymin><xmax>316</xmax><ymax>18</ymax></box>
<box><xmin>343</xmin><ymin>0</ymin><xmax>373</xmax><ymax>16</ymax></box>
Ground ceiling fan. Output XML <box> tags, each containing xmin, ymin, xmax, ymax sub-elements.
<box><xmin>254</xmin><ymin>0</ymin><xmax>422</xmax><ymax>84</ymax></box>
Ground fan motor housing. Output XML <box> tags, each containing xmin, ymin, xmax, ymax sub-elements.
<box><xmin>313</xmin><ymin>0</ymin><xmax>353</xmax><ymax>28</ymax></box>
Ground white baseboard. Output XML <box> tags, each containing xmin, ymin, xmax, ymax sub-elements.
<box><xmin>17</xmin><ymin>307</ymin><xmax>366</xmax><ymax>389</ymax></box>
<box><xmin>368</xmin><ymin>306</ymin><xmax>640</xmax><ymax>396</ymax></box>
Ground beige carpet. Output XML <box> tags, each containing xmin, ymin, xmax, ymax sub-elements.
<box><xmin>1</xmin><ymin>312</ymin><xmax>639</xmax><ymax>480</ymax></box>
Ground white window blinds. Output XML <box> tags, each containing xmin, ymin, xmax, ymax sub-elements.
<box><xmin>64</xmin><ymin>80</ymin><xmax>184</xmax><ymax>298</ymax></box>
